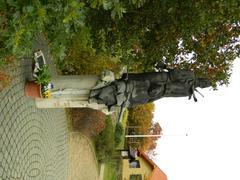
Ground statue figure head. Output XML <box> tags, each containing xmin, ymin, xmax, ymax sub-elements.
<box><xmin>195</xmin><ymin>78</ymin><xmax>211</xmax><ymax>88</ymax></box>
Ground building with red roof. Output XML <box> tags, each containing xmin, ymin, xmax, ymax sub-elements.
<box><xmin>121</xmin><ymin>148</ymin><xmax>167</xmax><ymax>180</ymax></box>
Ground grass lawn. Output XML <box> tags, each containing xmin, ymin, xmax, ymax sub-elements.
<box><xmin>116</xmin><ymin>110</ymin><xmax>129</xmax><ymax>150</ymax></box>
<box><xmin>103</xmin><ymin>163</ymin><xmax>118</xmax><ymax>180</ymax></box>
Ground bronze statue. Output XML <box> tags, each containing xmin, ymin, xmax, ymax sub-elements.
<box><xmin>89</xmin><ymin>68</ymin><xmax>211</xmax><ymax>110</ymax></box>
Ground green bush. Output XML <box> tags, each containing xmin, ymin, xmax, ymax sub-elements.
<box><xmin>116</xmin><ymin>109</ymin><xmax>128</xmax><ymax>149</ymax></box>
<box><xmin>94</xmin><ymin>116</ymin><xmax>115</xmax><ymax>162</ymax></box>
<box><xmin>114</xmin><ymin>123</ymin><xmax>123</xmax><ymax>146</ymax></box>
<box><xmin>0</xmin><ymin>0</ymin><xmax>86</xmax><ymax>64</ymax></box>
<box><xmin>59</xmin><ymin>26</ymin><xmax>121</xmax><ymax>76</ymax></box>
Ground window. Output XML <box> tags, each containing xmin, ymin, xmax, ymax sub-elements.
<box><xmin>130</xmin><ymin>174</ymin><xmax>142</xmax><ymax>180</ymax></box>
<box><xmin>129</xmin><ymin>160</ymin><xmax>140</xmax><ymax>168</ymax></box>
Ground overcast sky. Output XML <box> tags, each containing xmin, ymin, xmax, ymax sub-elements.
<box><xmin>154</xmin><ymin>58</ymin><xmax>240</xmax><ymax>180</ymax></box>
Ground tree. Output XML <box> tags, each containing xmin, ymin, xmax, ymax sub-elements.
<box><xmin>150</xmin><ymin>122</ymin><xmax>162</xmax><ymax>137</ymax></box>
<box><xmin>87</xmin><ymin>0</ymin><xmax>240</xmax><ymax>88</ymax></box>
<box><xmin>128</xmin><ymin>103</ymin><xmax>155</xmax><ymax>131</ymax></box>
<box><xmin>141</xmin><ymin>122</ymin><xmax>162</xmax><ymax>151</ymax></box>
<box><xmin>128</xmin><ymin>103</ymin><xmax>162</xmax><ymax>151</ymax></box>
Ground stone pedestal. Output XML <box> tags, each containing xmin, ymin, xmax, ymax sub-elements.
<box><xmin>35</xmin><ymin>98</ymin><xmax>110</xmax><ymax>114</ymax></box>
<box><xmin>35</xmin><ymin>75</ymin><xmax>111</xmax><ymax>114</ymax></box>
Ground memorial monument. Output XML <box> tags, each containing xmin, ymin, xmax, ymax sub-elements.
<box><xmin>35</xmin><ymin>67</ymin><xmax>211</xmax><ymax>115</ymax></box>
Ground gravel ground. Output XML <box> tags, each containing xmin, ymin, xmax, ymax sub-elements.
<box><xmin>68</xmin><ymin>132</ymin><xmax>99</xmax><ymax>180</ymax></box>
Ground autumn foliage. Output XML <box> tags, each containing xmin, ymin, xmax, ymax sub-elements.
<box><xmin>0</xmin><ymin>71</ymin><xmax>11</xmax><ymax>91</ymax></box>
<box><xmin>70</xmin><ymin>108</ymin><xmax>106</xmax><ymax>137</ymax></box>
<box><xmin>127</xmin><ymin>103</ymin><xmax>162</xmax><ymax>151</ymax></box>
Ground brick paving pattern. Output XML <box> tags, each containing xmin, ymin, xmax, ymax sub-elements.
<box><xmin>0</xmin><ymin>59</ymin><xmax>68</xmax><ymax>180</ymax></box>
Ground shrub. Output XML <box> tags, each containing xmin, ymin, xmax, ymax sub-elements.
<box><xmin>59</xmin><ymin>27</ymin><xmax>121</xmax><ymax>76</ymax></box>
<box><xmin>0</xmin><ymin>0</ymin><xmax>86</xmax><ymax>81</ymax></box>
<box><xmin>114</xmin><ymin>123</ymin><xmax>123</xmax><ymax>146</ymax></box>
<box><xmin>0</xmin><ymin>71</ymin><xmax>11</xmax><ymax>91</ymax></box>
<box><xmin>0</xmin><ymin>55</ymin><xmax>16</xmax><ymax>91</ymax></box>
<box><xmin>70</xmin><ymin>108</ymin><xmax>106</xmax><ymax>137</ymax></box>
<box><xmin>115</xmin><ymin>109</ymin><xmax>129</xmax><ymax>149</ymax></box>
<box><xmin>94</xmin><ymin>116</ymin><xmax>115</xmax><ymax>162</ymax></box>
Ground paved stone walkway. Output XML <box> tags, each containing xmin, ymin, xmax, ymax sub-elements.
<box><xmin>0</xmin><ymin>58</ymin><xmax>69</xmax><ymax>180</ymax></box>
<box><xmin>0</xmin><ymin>34</ymin><xmax>101</xmax><ymax>180</ymax></box>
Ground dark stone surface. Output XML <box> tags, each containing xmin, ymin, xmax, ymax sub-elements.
<box><xmin>90</xmin><ymin>69</ymin><xmax>211</xmax><ymax>109</ymax></box>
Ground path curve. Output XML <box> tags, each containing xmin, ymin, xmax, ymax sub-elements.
<box><xmin>68</xmin><ymin>132</ymin><xmax>99</xmax><ymax>180</ymax></box>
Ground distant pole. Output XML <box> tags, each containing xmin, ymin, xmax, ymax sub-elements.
<box><xmin>125</xmin><ymin>134</ymin><xmax>162</xmax><ymax>138</ymax></box>
<box><xmin>125</xmin><ymin>133</ymin><xmax>188</xmax><ymax>138</ymax></box>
